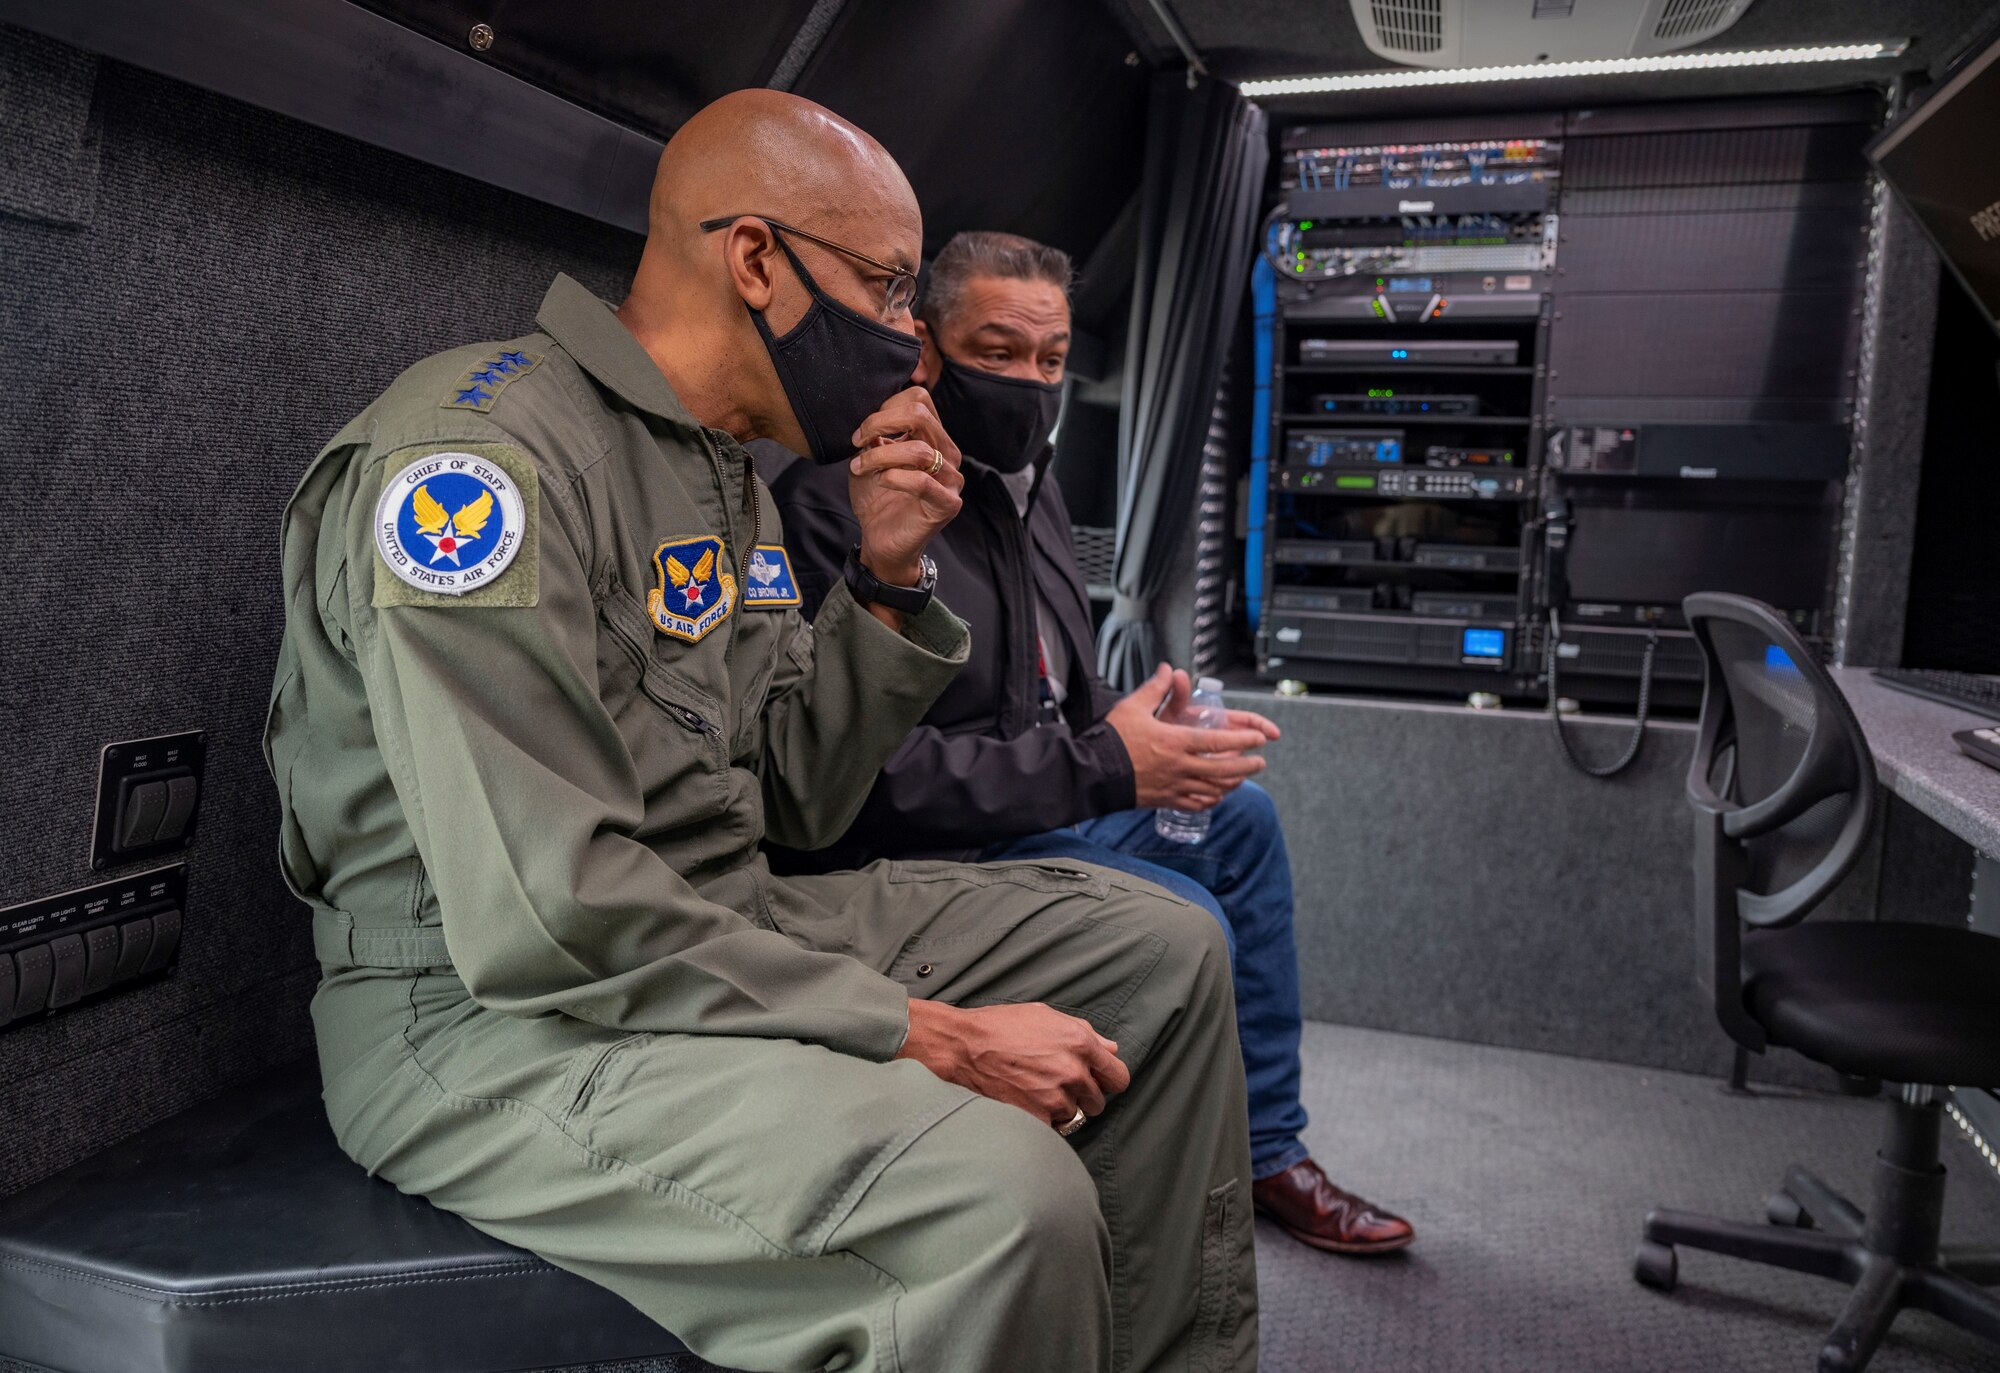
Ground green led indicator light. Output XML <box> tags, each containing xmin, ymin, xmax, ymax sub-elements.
<box><xmin>1300</xmin><ymin>220</ymin><xmax>1314</xmax><ymax>230</ymax></box>
<box><xmin>1335</xmin><ymin>475</ymin><xmax>1376</xmax><ymax>489</ymax></box>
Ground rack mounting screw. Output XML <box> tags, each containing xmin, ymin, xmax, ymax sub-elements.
<box><xmin>468</xmin><ymin>22</ymin><xmax>495</xmax><ymax>52</ymax></box>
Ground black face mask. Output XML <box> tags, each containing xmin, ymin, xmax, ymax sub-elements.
<box><xmin>749</xmin><ymin>234</ymin><xmax>922</xmax><ymax>466</ymax></box>
<box><xmin>929</xmin><ymin>351</ymin><xmax>1064</xmax><ymax>474</ymax></box>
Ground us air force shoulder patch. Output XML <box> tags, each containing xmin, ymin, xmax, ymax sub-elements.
<box><xmin>648</xmin><ymin>535</ymin><xmax>736</xmax><ymax>642</ymax></box>
<box><xmin>742</xmin><ymin>544</ymin><xmax>801</xmax><ymax>609</ymax></box>
<box><xmin>372</xmin><ymin>445</ymin><xmax>539</xmax><ymax>608</ymax></box>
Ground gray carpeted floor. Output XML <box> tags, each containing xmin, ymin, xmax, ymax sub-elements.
<box><xmin>1264</xmin><ymin>1023</ymin><xmax>2000</xmax><ymax>1372</ymax></box>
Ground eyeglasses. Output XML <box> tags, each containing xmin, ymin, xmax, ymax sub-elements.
<box><xmin>699</xmin><ymin>215</ymin><xmax>919</xmax><ymax>316</ymax></box>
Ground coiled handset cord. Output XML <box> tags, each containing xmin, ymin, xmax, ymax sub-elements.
<box><xmin>1546</xmin><ymin>608</ymin><xmax>1657</xmax><ymax>778</ymax></box>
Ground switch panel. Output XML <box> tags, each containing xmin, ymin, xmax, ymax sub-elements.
<box><xmin>0</xmin><ymin>865</ymin><xmax>185</xmax><ymax>1030</ymax></box>
<box><xmin>92</xmin><ymin>731</ymin><xmax>206</xmax><ymax>869</ymax></box>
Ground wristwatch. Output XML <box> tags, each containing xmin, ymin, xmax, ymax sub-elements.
<box><xmin>844</xmin><ymin>543</ymin><xmax>937</xmax><ymax>615</ymax></box>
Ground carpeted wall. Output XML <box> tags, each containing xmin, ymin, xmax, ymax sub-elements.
<box><xmin>0</xmin><ymin>26</ymin><xmax>642</xmax><ymax>1199</ymax></box>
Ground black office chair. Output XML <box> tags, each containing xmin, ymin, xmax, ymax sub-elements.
<box><xmin>1635</xmin><ymin>593</ymin><xmax>2000</xmax><ymax>1373</ymax></box>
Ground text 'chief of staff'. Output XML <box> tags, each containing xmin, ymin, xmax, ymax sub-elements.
<box><xmin>265</xmin><ymin>91</ymin><xmax>1257</xmax><ymax>1373</ymax></box>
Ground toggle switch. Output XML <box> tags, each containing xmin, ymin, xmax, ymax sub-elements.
<box><xmin>118</xmin><ymin>779</ymin><xmax>171</xmax><ymax>850</ymax></box>
<box><xmin>158</xmin><ymin>775</ymin><xmax>199</xmax><ymax>842</ymax></box>
<box><xmin>46</xmin><ymin>933</ymin><xmax>87</xmax><ymax>1009</ymax></box>
<box><xmin>13</xmin><ymin>944</ymin><xmax>53</xmax><ymax>1017</ymax></box>
<box><xmin>81</xmin><ymin>924</ymin><xmax>122</xmax><ymax>997</ymax></box>
<box><xmin>141</xmin><ymin>908</ymin><xmax>182</xmax><ymax>975</ymax></box>
<box><xmin>114</xmin><ymin>917</ymin><xmax>155</xmax><ymax>982</ymax></box>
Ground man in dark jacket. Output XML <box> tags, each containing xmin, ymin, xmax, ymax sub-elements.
<box><xmin>773</xmin><ymin>231</ymin><xmax>1414</xmax><ymax>1256</ymax></box>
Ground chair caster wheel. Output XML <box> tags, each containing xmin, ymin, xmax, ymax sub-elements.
<box><xmin>1634</xmin><ymin>1240</ymin><xmax>1678</xmax><ymax>1291</ymax></box>
<box><xmin>1765</xmin><ymin>1191</ymin><xmax>1811</xmax><ymax>1228</ymax></box>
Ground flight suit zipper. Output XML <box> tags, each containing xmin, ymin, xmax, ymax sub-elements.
<box><xmin>696</xmin><ymin>432</ymin><xmax>760</xmax><ymax>683</ymax></box>
<box><xmin>600</xmin><ymin>605</ymin><xmax>722</xmax><ymax>738</ymax></box>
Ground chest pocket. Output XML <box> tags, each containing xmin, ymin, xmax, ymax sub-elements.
<box><xmin>596</xmin><ymin>590</ymin><xmax>730</xmax><ymax>816</ymax></box>
<box><xmin>725</xmin><ymin>603</ymin><xmax>788</xmax><ymax>761</ymax></box>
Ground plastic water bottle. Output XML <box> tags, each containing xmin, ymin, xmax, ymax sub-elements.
<box><xmin>1154</xmin><ymin>677</ymin><xmax>1228</xmax><ymax>844</ymax></box>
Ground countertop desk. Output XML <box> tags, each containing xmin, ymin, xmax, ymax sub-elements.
<box><xmin>1830</xmin><ymin>667</ymin><xmax>2000</xmax><ymax>861</ymax></box>
<box><xmin>1829</xmin><ymin>668</ymin><xmax>2000</xmax><ymax>1158</ymax></box>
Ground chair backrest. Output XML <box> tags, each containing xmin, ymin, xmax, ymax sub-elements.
<box><xmin>1682</xmin><ymin>593</ymin><xmax>1878</xmax><ymax>1051</ymax></box>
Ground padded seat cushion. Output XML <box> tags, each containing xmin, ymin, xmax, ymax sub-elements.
<box><xmin>1743</xmin><ymin>922</ymin><xmax>2000</xmax><ymax>1087</ymax></box>
<box><xmin>0</xmin><ymin>1063</ymin><xmax>702</xmax><ymax>1373</ymax></box>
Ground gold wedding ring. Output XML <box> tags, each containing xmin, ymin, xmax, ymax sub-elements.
<box><xmin>1057</xmin><ymin>1107</ymin><xmax>1087</xmax><ymax>1137</ymax></box>
<box><xmin>927</xmin><ymin>447</ymin><xmax>944</xmax><ymax>478</ymax></box>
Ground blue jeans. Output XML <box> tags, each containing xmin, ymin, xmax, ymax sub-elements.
<box><xmin>982</xmin><ymin>781</ymin><xmax>1311</xmax><ymax>1180</ymax></box>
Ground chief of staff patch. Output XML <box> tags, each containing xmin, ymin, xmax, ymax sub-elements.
<box><xmin>649</xmin><ymin>535</ymin><xmax>737</xmax><ymax>642</ymax></box>
<box><xmin>375</xmin><ymin>452</ymin><xmax>526</xmax><ymax>596</ymax></box>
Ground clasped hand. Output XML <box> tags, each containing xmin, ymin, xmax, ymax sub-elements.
<box><xmin>1105</xmin><ymin>664</ymin><xmax>1281</xmax><ymax>813</ymax></box>
<box><xmin>846</xmin><ymin>386</ymin><xmax>963</xmax><ymax>591</ymax></box>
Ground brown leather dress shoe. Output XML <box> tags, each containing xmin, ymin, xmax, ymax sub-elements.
<box><xmin>1252</xmin><ymin>1159</ymin><xmax>1415</xmax><ymax>1255</ymax></box>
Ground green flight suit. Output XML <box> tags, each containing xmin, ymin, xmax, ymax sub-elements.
<box><xmin>264</xmin><ymin>274</ymin><xmax>1257</xmax><ymax>1373</ymax></box>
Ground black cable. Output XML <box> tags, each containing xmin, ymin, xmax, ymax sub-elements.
<box><xmin>1546</xmin><ymin>609</ymin><xmax>1657</xmax><ymax>778</ymax></box>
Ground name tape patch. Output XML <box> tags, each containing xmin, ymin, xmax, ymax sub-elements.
<box><xmin>741</xmin><ymin>544</ymin><xmax>801</xmax><ymax>608</ymax></box>
<box><xmin>375</xmin><ymin>451</ymin><xmax>526</xmax><ymax>597</ymax></box>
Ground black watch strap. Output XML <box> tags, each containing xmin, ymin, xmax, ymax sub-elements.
<box><xmin>844</xmin><ymin>544</ymin><xmax>937</xmax><ymax>615</ymax></box>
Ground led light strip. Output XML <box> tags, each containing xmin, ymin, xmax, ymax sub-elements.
<box><xmin>1946</xmin><ymin>1094</ymin><xmax>2000</xmax><ymax>1180</ymax></box>
<box><xmin>1238</xmin><ymin>42</ymin><xmax>1908</xmax><ymax>97</ymax></box>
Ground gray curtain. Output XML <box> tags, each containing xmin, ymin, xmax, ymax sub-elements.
<box><xmin>1096</xmin><ymin>73</ymin><xmax>1268</xmax><ymax>690</ymax></box>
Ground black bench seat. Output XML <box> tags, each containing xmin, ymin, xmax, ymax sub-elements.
<box><xmin>0</xmin><ymin>1064</ymin><xmax>722</xmax><ymax>1373</ymax></box>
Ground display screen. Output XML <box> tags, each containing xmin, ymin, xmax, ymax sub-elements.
<box><xmin>1462</xmin><ymin>628</ymin><xmax>1507</xmax><ymax>659</ymax></box>
<box><xmin>1870</xmin><ymin>33</ymin><xmax>2000</xmax><ymax>340</ymax></box>
<box><xmin>1564</xmin><ymin>498</ymin><xmax>1834</xmax><ymax>612</ymax></box>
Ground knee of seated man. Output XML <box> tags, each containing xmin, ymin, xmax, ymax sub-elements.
<box><xmin>1106</xmin><ymin>881</ymin><xmax>1234</xmax><ymax>997</ymax></box>
<box><xmin>920</xmin><ymin>1096</ymin><xmax>1108</xmax><ymax>1267</ymax></box>
<box><xmin>1217</xmin><ymin>778</ymin><xmax>1280</xmax><ymax>837</ymax></box>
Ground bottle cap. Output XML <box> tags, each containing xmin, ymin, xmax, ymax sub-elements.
<box><xmin>1196</xmin><ymin>676</ymin><xmax>1224</xmax><ymax>694</ymax></box>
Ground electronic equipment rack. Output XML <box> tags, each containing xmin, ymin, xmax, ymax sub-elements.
<box><xmin>1255</xmin><ymin>115</ymin><xmax>1561</xmax><ymax>699</ymax></box>
<box><xmin>1252</xmin><ymin>97</ymin><xmax>1877</xmax><ymax>709</ymax></box>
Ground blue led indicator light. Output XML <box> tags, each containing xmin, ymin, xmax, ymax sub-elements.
<box><xmin>1391</xmin><ymin>348</ymin><xmax>1409</xmax><ymax>359</ymax></box>
<box><xmin>1764</xmin><ymin>645</ymin><xmax>1800</xmax><ymax>674</ymax></box>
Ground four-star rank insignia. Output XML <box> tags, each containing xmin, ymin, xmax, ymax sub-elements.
<box><xmin>375</xmin><ymin>451</ymin><xmax>527</xmax><ymax>596</ymax></box>
<box><xmin>648</xmin><ymin>535</ymin><xmax>737</xmax><ymax>642</ymax></box>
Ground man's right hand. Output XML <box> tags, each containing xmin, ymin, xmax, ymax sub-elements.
<box><xmin>897</xmin><ymin>999</ymin><xmax>1130</xmax><ymax>1130</ymax></box>
<box><xmin>1105</xmin><ymin>664</ymin><xmax>1277</xmax><ymax>812</ymax></box>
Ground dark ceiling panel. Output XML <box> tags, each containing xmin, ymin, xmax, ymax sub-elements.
<box><xmin>1107</xmin><ymin>0</ymin><xmax>1998</xmax><ymax>117</ymax></box>
<box><xmin>351</xmin><ymin>0</ymin><xmax>819</xmax><ymax>136</ymax></box>
<box><xmin>795</xmin><ymin>0</ymin><xmax>1150</xmax><ymax>263</ymax></box>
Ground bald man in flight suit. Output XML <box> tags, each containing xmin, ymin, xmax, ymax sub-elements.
<box><xmin>265</xmin><ymin>90</ymin><xmax>1257</xmax><ymax>1373</ymax></box>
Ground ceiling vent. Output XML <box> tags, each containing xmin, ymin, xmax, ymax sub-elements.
<box><xmin>1368</xmin><ymin>0</ymin><xmax>1443</xmax><ymax>55</ymax></box>
<box><xmin>1653</xmin><ymin>0</ymin><xmax>1734</xmax><ymax>41</ymax></box>
<box><xmin>1348</xmin><ymin>0</ymin><xmax>1756</xmax><ymax>68</ymax></box>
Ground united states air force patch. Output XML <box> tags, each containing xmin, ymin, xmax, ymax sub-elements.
<box><xmin>373</xmin><ymin>446</ymin><xmax>538</xmax><ymax>607</ymax></box>
<box><xmin>742</xmin><ymin>545</ymin><xmax>801</xmax><ymax>609</ymax></box>
<box><xmin>648</xmin><ymin>535</ymin><xmax>736</xmax><ymax>642</ymax></box>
